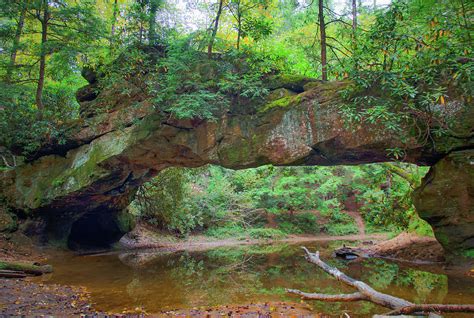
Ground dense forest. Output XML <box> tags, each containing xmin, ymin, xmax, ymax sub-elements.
<box><xmin>130</xmin><ymin>164</ymin><xmax>430</xmax><ymax>239</ymax></box>
<box><xmin>0</xmin><ymin>0</ymin><xmax>473</xmax><ymax>316</ymax></box>
<box><xmin>0</xmin><ymin>0</ymin><xmax>471</xmax><ymax>156</ymax></box>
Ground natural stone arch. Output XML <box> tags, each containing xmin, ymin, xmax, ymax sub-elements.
<box><xmin>1</xmin><ymin>77</ymin><xmax>472</xmax><ymax>256</ymax></box>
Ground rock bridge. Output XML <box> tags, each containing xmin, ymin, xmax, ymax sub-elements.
<box><xmin>1</xmin><ymin>76</ymin><xmax>473</xmax><ymax>257</ymax></box>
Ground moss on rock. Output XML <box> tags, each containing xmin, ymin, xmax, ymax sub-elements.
<box><xmin>259</xmin><ymin>94</ymin><xmax>303</xmax><ymax>113</ymax></box>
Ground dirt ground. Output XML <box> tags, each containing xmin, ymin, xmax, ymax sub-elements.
<box><xmin>156</xmin><ymin>302</ymin><xmax>322</xmax><ymax>318</ymax></box>
<box><xmin>0</xmin><ymin>278</ymin><xmax>95</xmax><ymax>316</ymax></box>
<box><xmin>0</xmin><ymin>232</ymin><xmax>46</xmax><ymax>263</ymax></box>
<box><xmin>119</xmin><ymin>222</ymin><xmax>386</xmax><ymax>252</ymax></box>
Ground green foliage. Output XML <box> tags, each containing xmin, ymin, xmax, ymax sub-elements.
<box><xmin>0</xmin><ymin>81</ymin><xmax>81</xmax><ymax>156</ymax></box>
<box><xmin>340</xmin><ymin>0</ymin><xmax>473</xmax><ymax>150</ymax></box>
<box><xmin>354</xmin><ymin>164</ymin><xmax>429</xmax><ymax>232</ymax></box>
<box><xmin>131</xmin><ymin>167</ymin><xmax>203</xmax><ymax>236</ymax></box>
<box><xmin>276</xmin><ymin>212</ymin><xmax>319</xmax><ymax>234</ymax></box>
<box><xmin>132</xmin><ymin>162</ymin><xmax>429</xmax><ymax>239</ymax></box>
<box><xmin>205</xmin><ymin>225</ymin><xmax>246</xmax><ymax>239</ymax></box>
<box><xmin>247</xmin><ymin>228</ymin><xmax>285</xmax><ymax>240</ymax></box>
<box><xmin>0</xmin><ymin>0</ymin><xmax>104</xmax><ymax>156</ymax></box>
<box><xmin>135</xmin><ymin>38</ymin><xmax>271</xmax><ymax>120</ymax></box>
<box><xmin>326</xmin><ymin>223</ymin><xmax>359</xmax><ymax>236</ymax></box>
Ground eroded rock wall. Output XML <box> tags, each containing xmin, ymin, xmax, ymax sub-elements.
<box><xmin>1</xmin><ymin>76</ymin><xmax>472</xmax><ymax>254</ymax></box>
<box><xmin>413</xmin><ymin>150</ymin><xmax>474</xmax><ymax>258</ymax></box>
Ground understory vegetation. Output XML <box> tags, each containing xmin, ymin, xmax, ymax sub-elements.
<box><xmin>130</xmin><ymin>163</ymin><xmax>432</xmax><ymax>239</ymax></box>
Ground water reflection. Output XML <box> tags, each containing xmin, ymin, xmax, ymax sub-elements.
<box><xmin>36</xmin><ymin>241</ymin><xmax>474</xmax><ymax>316</ymax></box>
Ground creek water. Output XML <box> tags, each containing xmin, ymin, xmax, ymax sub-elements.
<box><xmin>34</xmin><ymin>240</ymin><xmax>474</xmax><ymax>317</ymax></box>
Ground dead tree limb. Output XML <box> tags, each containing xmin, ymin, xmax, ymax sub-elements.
<box><xmin>0</xmin><ymin>270</ymin><xmax>28</xmax><ymax>278</ymax></box>
<box><xmin>286</xmin><ymin>290</ymin><xmax>367</xmax><ymax>302</ymax></box>
<box><xmin>287</xmin><ymin>247</ymin><xmax>412</xmax><ymax>309</ymax></box>
<box><xmin>286</xmin><ymin>247</ymin><xmax>474</xmax><ymax>316</ymax></box>
<box><xmin>386</xmin><ymin>304</ymin><xmax>474</xmax><ymax>316</ymax></box>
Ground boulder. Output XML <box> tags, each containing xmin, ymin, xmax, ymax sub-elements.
<box><xmin>413</xmin><ymin>150</ymin><xmax>474</xmax><ymax>258</ymax></box>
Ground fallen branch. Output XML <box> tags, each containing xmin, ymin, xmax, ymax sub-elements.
<box><xmin>386</xmin><ymin>304</ymin><xmax>474</xmax><ymax>316</ymax></box>
<box><xmin>0</xmin><ymin>270</ymin><xmax>28</xmax><ymax>278</ymax></box>
<box><xmin>286</xmin><ymin>290</ymin><xmax>367</xmax><ymax>302</ymax></box>
<box><xmin>286</xmin><ymin>247</ymin><xmax>474</xmax><ymax>316</ymax></box>
<box><xmin>0</xmin><ymin>261</ymin><xmax>53</xmax><ymax>276</ymax></box>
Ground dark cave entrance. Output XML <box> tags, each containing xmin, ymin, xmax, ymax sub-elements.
<box><xmin>67</xmin><ymin>212</ymin><xmax>126</xmax><ymax>250</ymax></box>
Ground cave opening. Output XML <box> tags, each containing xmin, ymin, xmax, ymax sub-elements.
<box><xmin>67</xmin><ymin>212</ymin><xmax>125</xmax><ymax>250</ymax></box>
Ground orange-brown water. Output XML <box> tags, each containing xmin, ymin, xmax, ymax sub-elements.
<box><xmin>34</xmin><ymin>241</ymin><xmax>474</xmax><ymax>316</ymax></box>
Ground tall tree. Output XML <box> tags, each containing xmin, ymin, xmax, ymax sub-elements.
<box><xmin>5</xmin><ymin>1</ymin><xmax>26</xmax><ymax>83</ymax></box>
<box><xmin>110</xmin><ymin>0</ymin><xmax>119</xmax><ymax>47</ymax></box>
<box><xmin>352</xmin><ymin>0</ymin><xmax>357</xmax><ymax>32</ymax></box>
<box><xmin>228</xmin><ymin>0</ymin><xmax>244</xmax><ymax>49</ymax></box>
<box><xmin>318</xmin><ymin>0</ymin><xmax>327</xmax><ymax>81</ymax></box>
<box><xmin>21</xmin><ymin>0</ymin><xmax>105</xmax><ymax>113</ymax></box>
<box><xmin>35</xmin><ymin>0</ymin><xmax>50</xmax><ymax>113</ymax></box>
<box><xmin>208</xmin><ymin>0</ymin><xmax>224</xmax><ymax>58</ymax></box>
<box><xmin>148</xmin><ymin>0</ymin><xmax>159</xmax><ymax>45</ymax></box>
<box><xmin>351</xmin><ymin>0</ymin><xmax>358</xmax><ymax>70</ymax></box>
<box><xmin>227</xmin><ymin>0</ymin><xmax>271</xmax><ymax>50</ymax></box>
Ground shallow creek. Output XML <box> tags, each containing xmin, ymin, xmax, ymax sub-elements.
<box><xmin>33</xmin><ymin>240</ymin><xmax>474</xmax><ymax>316</ymax></box>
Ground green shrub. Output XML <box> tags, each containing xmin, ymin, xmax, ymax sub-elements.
<box><xmin>408</xmin><ymin>216</ymin><xmax>434</xmax><ymax>237</ymax></box>
<box><xmin>324</xmin><ymin>210</ymin><xmax>358</xmax><ymax>236</ymax></box>
<box><xmin>276</xmin><ymin>212</ymin><xmax>319</xmax><ymax>234</ymax></box>
<box><xmin>247</xmin><ymin>228</ymin><xmax>286</xmax><ymax>240</ymax></box>
<box><xmin>326</xmin><ymin>222</ymin><xmax>359</xmax><ymax>236</ymax></box>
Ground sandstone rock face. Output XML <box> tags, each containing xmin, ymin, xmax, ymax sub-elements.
<box><xmin>413</xmin><ymin>150</ymin><xmax>474</xmax><ymax>258</ymax></box>
<box><xmin>1</xmin><ymin>77</ymin><xmax>472</xmax><ymax>253</ymax></box>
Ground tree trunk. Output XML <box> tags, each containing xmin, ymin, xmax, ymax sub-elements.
<box><xmin>352</xmin><ymin>0</ymin><xmax>357</xmax><ymax>32</ymax></box>
<box><xmin>288</xmin><ymin>248</ymin><xmax>412</xmax><ymax>309</ymax></box>
<box><xmin>149</xmin><ymin>0</ymin><xmax>158</xmax><ymax>45</ymax></box>
<box><xmin>110</xmin><ymin>0</ymin><xmax>118</xmax><ymax>48</ymax></box>
<box><xmin>36</xmin><ymin>0</ymin><xmax>49</xmax><ymax>114</ymax></box>
<box><xmin>236</xmin><ymin>13</ymin><xmax>242</xmax><ymax>50</ymax></box>
<box><xmin>351</xmin><ymin>0</ymin><xmax>358</xmax><ymax>70</ymax></box>
<box><xmin>0</xmin><ymin>270</ymin><xmax>28</xmax><ymax>278</ymax></box>
<box><xmin>0</xmin><ymin>260</ymin><xmax>53</xmax><ymax>276</ymax></box>
<box><xmin>318</xmin><ymin>0</ymin><xmax>327</xmax><ymax>81</ymax></box>
<box><xmin>386</xmin><ymin>304</ymin><xmax>474</xmax><ymax>316</ymax></box>
<box><xmin>6</xmin><ymin>2</ymin><xmax>26</xmax><ymax>83</ymax></box>
<box><xmin>208</xmin><ymin>0</ymin><xmax>224</xmax><ymax>58</ymax></box>
<box><xmin>381</xmin><ymin>163</ymin><xmax>420</xmax><ymax>188</ymax></box>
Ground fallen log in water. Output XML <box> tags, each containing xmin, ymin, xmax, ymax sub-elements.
<box><xmin>385</xmin><ymin>304</ymin><xmax>474</xmax><ymax>316</ymax></box>
<box><xmin>0</xmin><ymin>270</ymin><xmax>28</xmax><ymax>278</ymax></box>
<box><xmin>287</xmin><ymin>247</ymin><xmax>474</xmax><ymax>316</ymax></box>
<box><xmin>0</xmin><ymin>261</ymin><xmax>53</xmax><ymax>277</ymax></box>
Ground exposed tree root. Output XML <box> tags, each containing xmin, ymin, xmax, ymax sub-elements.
<box><xmin>286</xmin><ymin>247</ymin><xmax>474</xmax><ymax>316</ymax></box>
